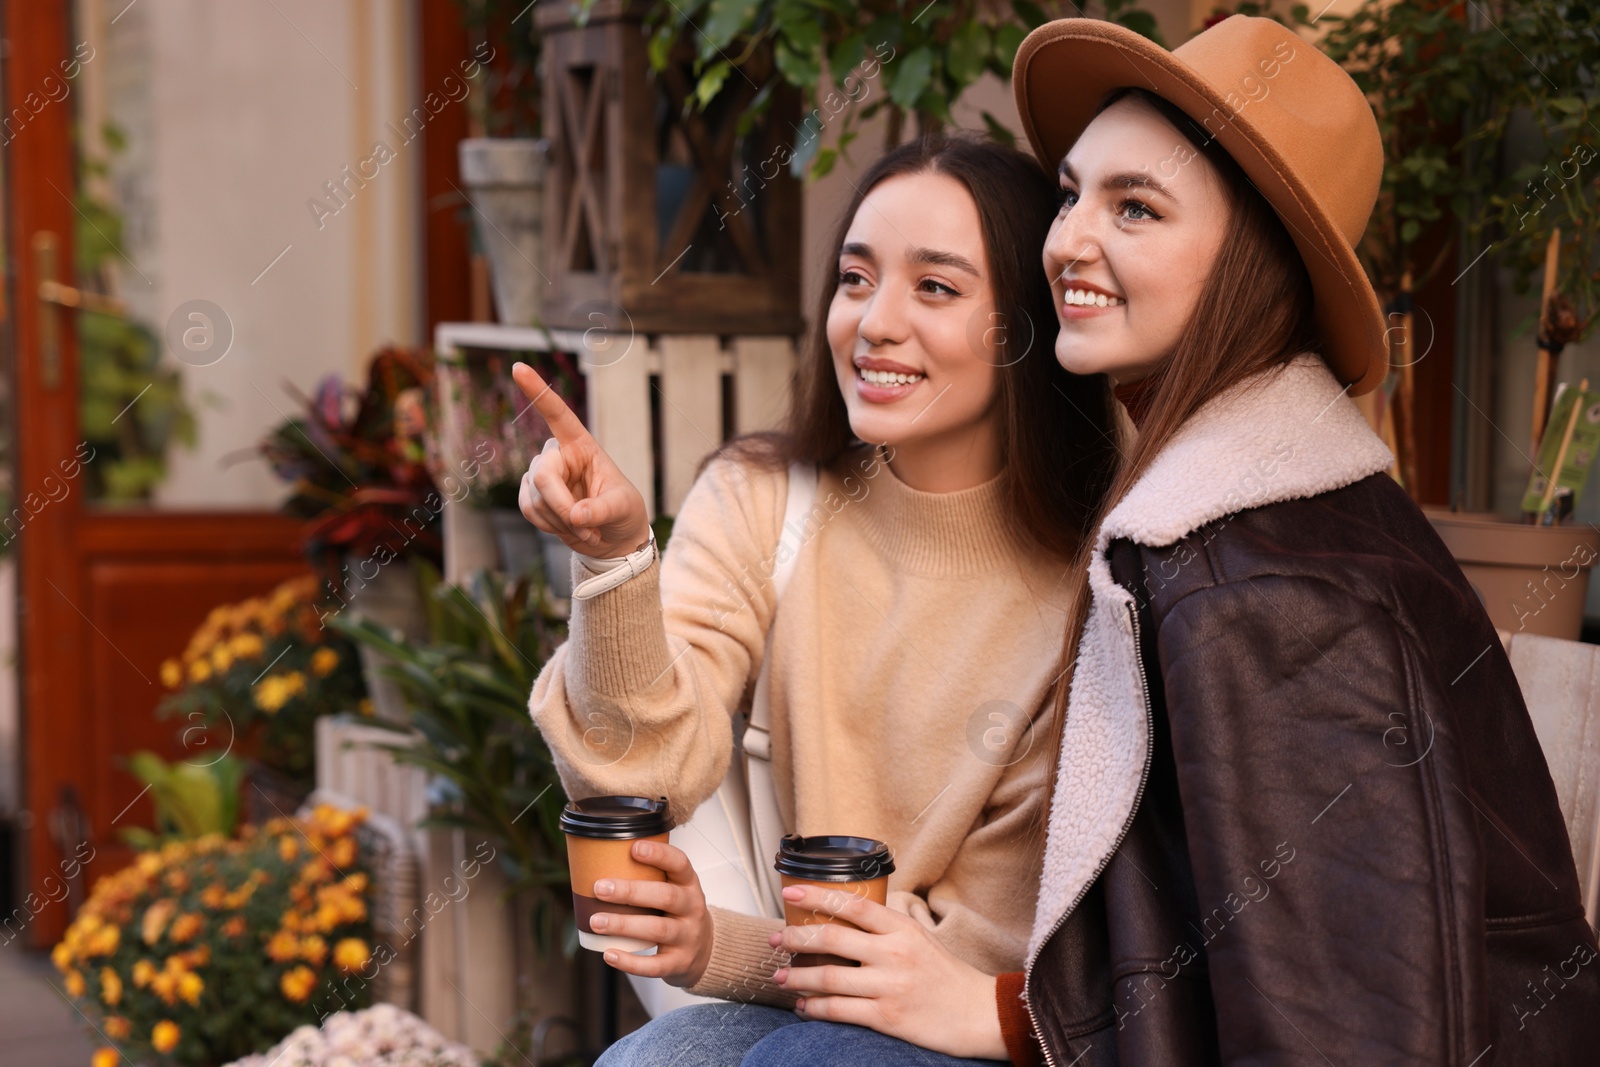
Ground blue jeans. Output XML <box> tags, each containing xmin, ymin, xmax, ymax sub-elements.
<box><xmin>594</xmin><ymin>1002</ymin><xmax>1008</xmax><ymax>1067</ymax></box>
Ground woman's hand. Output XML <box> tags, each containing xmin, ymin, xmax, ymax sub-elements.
<box><xmin>766</xmin><ymin>883</ymin><xmax>1007</xmax><ymax>1061</ymax></box>
<box><xmin>511</xmin><ymin>361</ymin><xmax>651</xmax><ymax>558</ymax></box>
<box><xmin>589</xmin><ymin>839</ymin><xmax>715</xmax><ymax>988</ymax></box>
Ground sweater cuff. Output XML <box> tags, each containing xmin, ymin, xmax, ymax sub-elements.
<box><xmin>996</xmin><ymin>971</ymin><xmax>1045</xmax><ymax>1067</ymax></box>
<box><xmin>567</xmin><ymin>555</ymin><xmax>677</xmax><ymax>696</ymax></box>
<box><xmin>683</xmin><ymin>907</ymin><xmax>798</xmax><ymax>1009</ymax></box>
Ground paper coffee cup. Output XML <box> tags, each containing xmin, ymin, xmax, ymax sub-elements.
<box><xmin>774</xmin><ymin>833</ymin><xmax>894</xmax><ymax>969</ymax></box>
<box><xmin>561</xmin><ymin>795</ymin><xmax>673</xmax><ymax>955</ymax></box>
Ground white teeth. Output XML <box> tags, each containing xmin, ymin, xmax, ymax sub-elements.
<box><xmin>859</xmin><ymin>367</ymin><xmax>924</xmax><ymax>386</ymax></box>
<box><xmin>1066</xmin><ymin>288</ymin><xmax>1123</xmax><ymax>306</ymax></box>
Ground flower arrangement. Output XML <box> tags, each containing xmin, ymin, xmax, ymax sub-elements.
<box><xmin>257</xmin><ymin>346</ymin><xmax>443</xmax><ymax>578</ymax></box>
<box><xmin>54</xmin><ymin>805</ymin><xmax>377</xmax><ymax>1067</ymax></box>
<box><xmin>222</xmin><ymin>1003</ymin><xmax>480</xmax><ymax>1067</ymax></box>
<box><xmin>158</xmin><ymin>574</ymin><xmax>370</xmax><ymax>788</ymax></box>
<box><xmin>426</xmin><ymin>348</ymin><xmax>584</xmax><ymax>511</ymax></box>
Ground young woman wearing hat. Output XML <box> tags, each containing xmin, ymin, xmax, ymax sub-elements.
<box><xmin>762</xmin><ymin>13</ymin><xmax>1600</xmax><ymax>1067</ymax></box>
<box><xmin>516</xmin><ymin>134</ymin><xmax>1117</xmax><ymax>1066</ymax></box>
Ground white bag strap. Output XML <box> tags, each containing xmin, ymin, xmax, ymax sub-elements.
<box><xmin>742</xmin><ymin>461</ymin><xmax>817</xmax><ymax>911</ymax></box>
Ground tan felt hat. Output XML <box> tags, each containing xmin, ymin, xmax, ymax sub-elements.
<box><xmin>1012</xmin><ymin>15</ymin><xmax>1389</xmax><ymax>396</ymax></box>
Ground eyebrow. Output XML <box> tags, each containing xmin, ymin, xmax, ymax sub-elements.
<box><xmin>839</xmin><ymin>241</ymin><xmax>981</xmax><ymax>277</ymax></box>
<box><xmin>1058</xmin><ymin>159</ymin><xmax>1180</xmax><ymax>204</ymax></box>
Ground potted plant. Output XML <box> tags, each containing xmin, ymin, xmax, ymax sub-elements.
<box><xmin>256</xmin><ymin>347</ymin><xmax>444</xmax><ymax>709</ymax></box>
<box><xmin>330</xmin><ymin>564</ymin><xmax>578</xmax><ymax>1037</ymax></box>
<box><xmin>455</xmin><ymin>0</ymin><xmax>549</xmax><ymax>327</ymax></box>
<box><xmin>157</xmin><ymin>574</ymin><xmax>372</xmax><ymax>806</ymax></box>
<box><xmin>52</xmin><ymin>805</ymin><xmax>377</xmax><ymax>1067</ymax></box>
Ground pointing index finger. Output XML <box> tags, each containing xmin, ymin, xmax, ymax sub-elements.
<box><xmin>512</xmin><ymin>361</ymin><xmax>590</xmax><ymax>446</ymax></box>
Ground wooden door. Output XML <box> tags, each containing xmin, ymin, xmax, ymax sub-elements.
<box><xmin>5</xmin><ymin>1</ymin><xmax>307</xmax><ymax>949</ymax></box>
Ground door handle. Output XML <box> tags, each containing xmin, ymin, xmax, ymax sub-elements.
<box><xmin>32</xmin><ymin>230</ymin><xmax>127</xmax><ymax>390</ymax></box>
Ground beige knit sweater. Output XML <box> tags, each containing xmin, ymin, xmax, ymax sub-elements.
<box><xmin>528</xmin><ymin>444</ymin><xmax>1073</xmax><ymax>1008</ymax></box>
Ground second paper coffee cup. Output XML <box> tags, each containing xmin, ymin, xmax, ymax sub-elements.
<box><xmin>774</xmin><ymin>833</ymin><xmax>895</xmax><ymax>968</ymax></box>
<box><xmin>561</xmin><ymin>795</ymin><xmax>672</xmax><ymax>955</ymax></box>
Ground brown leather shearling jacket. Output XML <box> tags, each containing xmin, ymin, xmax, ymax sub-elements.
<box><xmin>1020</xmin><ymin>356</ymin><xmax>1600</xmax><ymax>1066</ymax></box>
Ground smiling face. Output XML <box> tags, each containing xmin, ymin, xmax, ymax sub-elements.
<box><xmin>827</xmin><ymin>170</ymin><xmax>1004</xmax><ymax>489</ymax></box>
<box><xmin>1043</xmin><ymin>95</ymin><xmax>1232</xmax><ymax>384</ymax></box>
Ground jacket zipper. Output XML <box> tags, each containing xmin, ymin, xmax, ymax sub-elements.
<box><xmin>1021</xmin><ymin>599</ymin><xmax>1157</xmax><ymax>1066</ymax></box>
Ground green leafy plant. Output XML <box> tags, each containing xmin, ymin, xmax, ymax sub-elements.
<box><xmin>453</xmin><ymin>0</ymin><xmax>543</xmax><ymax>137</ymax></box>
<box><xmin>328</xmin><ymin>562</ymin><xmax>573</xmax><ymax>947</ymax></box>
<box><xmin>119</xmin><ymin>753</ymin><xmax>246</xmax><ymax>850</ymax></box>
<box><xmin>633</xmin><ymin>1</ymin><xmax>1162</xmax><ymax>179</ymax></box>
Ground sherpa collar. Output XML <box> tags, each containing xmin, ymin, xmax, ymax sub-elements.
<box><xmin>1027</xmin><ymin>352</ymin><xmax>1394</xmax><ymax>961</ymax></box>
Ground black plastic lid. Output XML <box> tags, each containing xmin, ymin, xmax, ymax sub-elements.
<box><xmin>559</xmin><ymin>795</ymin><xmax>672</xmax><ymax>839</ymax></box>
<box><xmin>773</xmin><ymin>834</ymin><xmax>895</xmax><ymax>882</ymax></box>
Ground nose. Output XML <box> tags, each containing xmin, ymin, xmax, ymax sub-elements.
<box><xmin>857</xmin><ymin>285</ymin><xmax>909</xmax><ymax>348</ymax></box>
<box><xmin>1043</xmin><ymin>205</ymin><xmax>1100</xmax><ymax>286</ymax></box>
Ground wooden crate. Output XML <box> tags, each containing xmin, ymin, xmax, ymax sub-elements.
<box><xmin>536</xmin><ymin>0</ymin><xmax>803</xmax><ymax>335</ymax></box>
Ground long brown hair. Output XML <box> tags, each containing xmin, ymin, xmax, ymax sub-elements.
<box><xmin>716</xmin><ymin>133</ymin><xmax>1119</xmax><ymax>561</ymax></box>
<box><xmin>1036</xmin><ymin>86</ymin><xmax>1323</xmax><ymax>819</ymax></box>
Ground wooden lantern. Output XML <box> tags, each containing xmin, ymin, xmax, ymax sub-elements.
<box><xmin>536</xmin><ymin>0</ymin><xmax>804</xmax><ymax>335</ymax></box>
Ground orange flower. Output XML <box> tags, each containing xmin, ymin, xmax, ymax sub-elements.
<box><xmin>178</xmin><ymin>971</ymin><xmax>203</xmax><ymax>1006</ymax></box>
<box><xmin>131</xmin><ymin>959</ymin><xmax>156</xmax><ymax>988</ymax></box>
<box><xmin>278</xmin><ymin>836</ymin><xmax>299</xmax><ymax>862</ymax></box>
<box><xmin>104</xmin><ymin>1015</ymin><xmax>131</xmax><ymax>1039</ymax></box>
<box><xmin>151</xmin><ymin>1020</ymin><xmax>180</xmax><ymax>1053</ymax></box>
<box><xmin>160</xmin><ymin>658</ymin><xmax>183</xmax><ymax>688</ymax></box>
<box><xmin>64</xmin><ymin>969</ymin><xmax>86</xmax><ymax>998</ymax></box>
<box><xmin>141</xmin><ymin>900</ymin><xmax>176</xmax><ymax>945</ymax></box>
<box><xmin>327</xmin><ymin>836</ymin><xmax>356</xmax><ymax>869</ymax></box>
<box><xmin>221</xmin><ymin>915</ymin><xmax>247</xmax><ymax>938</ymax></box>
<box><xmin>333</xmin><ymin>937</ymin><xmax>370</xmax><ymax>972</ymax></box>
<box><xmin>169</xmin><ymin>913</ymin><xmax>202</xmax><ymax>943</ymax></box>
<box><xmin>266</xmin><ymin>930</ymin><xmax>300</xmax><ymax>963</ymax></box>
<box><xmin>186</xmin><ymin>658</ymin><xmax>212</xmax><ymax>684</ymax></box>
<box><xmin>299</xmin><ymin>935</ymin><xmax>327</xmax><ymax>966</ymax></box>
<box><xmin>200</xmin><ymin>882</ymin><xmax>227</xmax><ymax>909</ymax></box>
<box><xmin>279</xmin><ymin>965</ymin><xmax>317</xmax><ymax>1003</ymax></box>
<box><xmin>99</xmin><ymin>967</ymin><xmax>122</xmax><ymax>1006</ymax></box>
<box><xmin>310</xmin><ymin>647</ymin><xmax>339</xmax><ymax>677</ymax></box>
<box><xmin>92</xmin><ymin>1047</ymin><xmax>120</xmax><ymax>1067</ymax></box>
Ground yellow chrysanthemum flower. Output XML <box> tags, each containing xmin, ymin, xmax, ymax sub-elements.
<box><xmin>169</xmin><ymin>913</ymin><xmax>202</xmax><ymax>943</ymax></box>
<box><xmin>99</xmin><ymin>966</ymin><xmax>122</xmax><ymax>1007</ymax></box>
<box><xmin>210</xmin><ymin>645</ymin><xmax>235</xmax><ymax>673</ymax></box>
<box><xmin>279</xmin><ymin>965</ymin><xmax>317</xmax><ymax>1003</ymax></box>
<box><xmin>160</xmin><ymin>658</ymin><xmax>183</xmax><ymax>689</ymax></box>
<box><xmin>266</xmin><ymin>930</ymin><xmax>300</xmax><ymax>963</ymax></box>
<box><xmin>186</xmin><ymin>658</ymin><xmax>212</xmax><ymax>684</ymax></box>
<box><xmin>231</xmin><ymin>632</ymin><xmax>265</xmax><ymax>660</ymax></box>
<box><xmin>299</xmin><ymin>935</ymin><xmax>327</xmax><ymax>966</ymax></box>
<box><xmin>178</xmin><ymin>970</ymin><xmax>203</xmax><ymax>1006</ymax></box>
<box><xmin>333</xmin><ymin>937</ymin><xmax>370</xmax><ymax>972</ymax></box>
<box><xmin>92</xmin><ymin>1046</ymin><xmax>119</xmax><ymax>1067</ymax></box>
<box><xmin>131</xmin><ymin>959</ymin><xmax>156</xmax><ymax>988</ymax></box>
<box><xmin>151</xmin><ymin>1019</ymin><xmax>180</xmax><ymax>1053</ymax></box>
<box><xmin>64</xmin><ymin>969</ymin><xmax>86</xmax><ymax>998</ymax></box>
<box><xmin>104</xmin><ymin>1015</ymin><xmax>131</xmax><ymax>1039</ymax></box>
<box><xmin>310</xmin><ymin>647</ymin><xmax>339</xmax><ymax>677</ymax></box>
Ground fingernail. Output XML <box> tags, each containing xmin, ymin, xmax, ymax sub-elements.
<box><xmin>768</xmin><ymin>932</ymin><xmax>782</xmax><ymax>947</ymax></box>
<box><xmin>604</xmin><ymin>950</ymin><xmax>618</xmax><ymax>964</ymax></box>
<box><xmin>782</xmin><ymin>886</ymin><xmax>804</xmax><ymax>900</ymax></box>
<box><xmin>591</xmin><ymin>914</ymin><xmax>608</xmax><ymax>930</ymax></box>
<box><xmin>595</xmin><ymin>879</ymin><xmax>614</xmax><ymax>897</ymax></box>
<box><xmin>773</xmin><ymin>968</ymin><xmax>788</xmax><ymax>984</ymax></box>
<box><xmin>795</xmin><ymin>998</ymin><xmax>807</xmax><ymax>1013</ymax></box>
<box><xmin>635</xmin><ymin>840</ymin><xmax>653</xmax><ymax>858</ymax></box>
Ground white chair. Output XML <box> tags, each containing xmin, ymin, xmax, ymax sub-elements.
<box><xmin>1503</xmin><ymin>629</ymin><xmax>1600</xmax><ymax>929</ymax></box>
